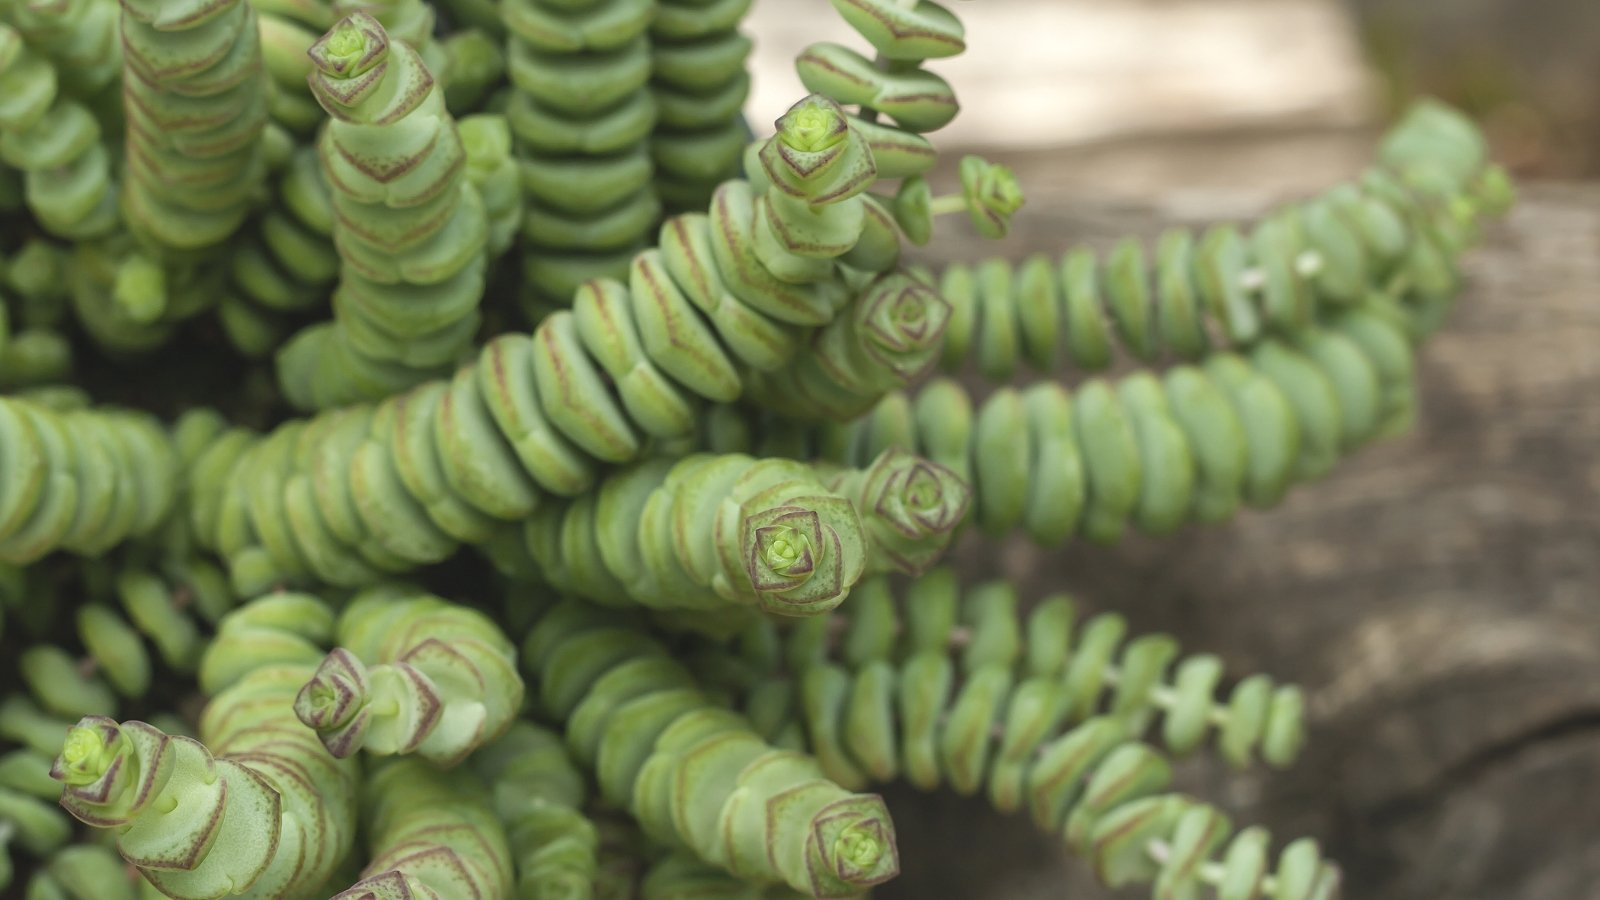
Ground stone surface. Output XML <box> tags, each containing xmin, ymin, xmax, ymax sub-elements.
<box><xmin>877</xmin><ymin>130</ymin><xmax>1600</xmax><ymax>898</ymax></box>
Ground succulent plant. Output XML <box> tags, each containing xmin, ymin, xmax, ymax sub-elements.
<box><xmin>0</xmin><ymin>0</ymin><xmax>1515</xmax><ymax>897</ymax></box>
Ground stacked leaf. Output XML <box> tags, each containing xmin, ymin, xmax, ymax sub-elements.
<box><xmin>49</xmin><ymin>591</ymin><xmax>358</xmax><ymax>899</ymax></box>
<box><xmin>295</xmin><ymin>585</ymin><xmax>523</xmax><ymax>766</ymax></box>
<box><xmin>523</xmin><ymin>597</ymin><xmax>902</xmax><ymax>898</ymax></box>
<box><xmin>120</xmin><ymin>0</ymin><xmax>270</xmax><ymax>251</ymax></box>
<box><xmin>275</xmin><ymin>12</ymin><xmax>490</xmax><ymax>409</ymax></box>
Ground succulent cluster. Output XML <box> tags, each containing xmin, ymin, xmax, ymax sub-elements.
<box><xmin>0</xmin><ymin>0</ymin><xmax>1512</xmax><ymax>898</ymax></box>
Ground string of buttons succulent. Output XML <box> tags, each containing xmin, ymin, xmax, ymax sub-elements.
<box><xmin>0</xmin><ymin>0</ymin><xmax>1513</xmax><ymax>896</ymax></box>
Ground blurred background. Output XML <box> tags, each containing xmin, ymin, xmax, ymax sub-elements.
<box><xmin>745</xmin><ymin>2</ymin><xmax>1600</xmax><ymax>899</ymax></box>
<box><xmin>748</xmin><ymin>0</ymin><xmax>1600</xmax><ymax>185</ymax></box>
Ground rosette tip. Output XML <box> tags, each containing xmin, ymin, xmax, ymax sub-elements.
<box><xmin>960</xmin><ymin>155</ymin><xmax>1025</xmax><ymax>240</ymax></box>
<box><xmin>807</xmin><ymin>796</ymin><xmax>900</xmax><ymax>896</ymax></box>
<box><xmin>741</xmin><ymin>497</ymin><xmax>866</xmax><ymax>616</ymax></box>
<box><xmin>295</xmin><ymin>648</ymin><xmax>373</xmax><ymax>758</ymax></box>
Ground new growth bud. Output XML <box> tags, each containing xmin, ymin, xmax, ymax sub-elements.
<box><xmin>959</xmin><ymin>155</ymin><xmax>1025</xmax><ymax>239</ymax></box>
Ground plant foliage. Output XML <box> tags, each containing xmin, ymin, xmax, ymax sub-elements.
<box><xmin>0</xmin><ymin>0</ymin><xmax>1512</xmax><ymax>897</ymax></box>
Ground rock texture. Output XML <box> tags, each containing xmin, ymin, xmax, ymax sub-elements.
<box><xmin>883</xmin><ymin>144</ymin><xmax>1599</xmax><ymax>898</ymax></box>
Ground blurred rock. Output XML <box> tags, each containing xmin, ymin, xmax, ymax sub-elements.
<box><xmin>881</xmin><ymin>132</ymin><xmax>1600</xmax><ymax>899</ymax></box>
<box><xmin>1347</xmin><ymin>0</ymin><xmax>1600</xmax><ymax>176</ymax></box>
